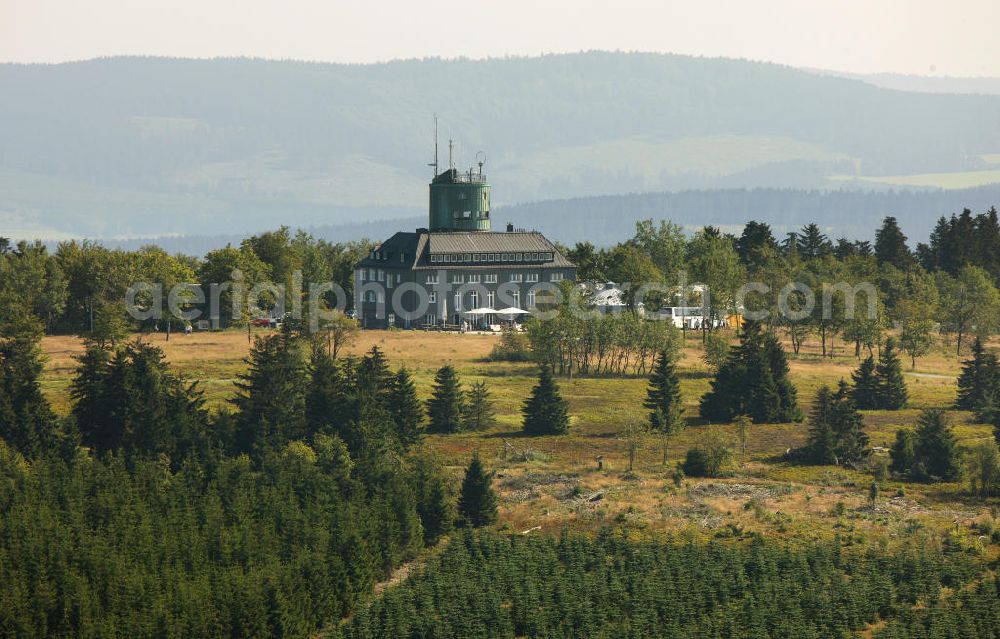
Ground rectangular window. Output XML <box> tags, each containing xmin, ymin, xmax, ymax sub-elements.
<box><xmin>429</xmin><ymin>291</ymin><xmax>437</xmax><ymax>303</ymax></box>
<box><xmin>487</xmin><ymin>291</ymin><xmax>495</xmax><ymax>308</ymax></box>
<box><xmin>527</xmin><ymin>290</ymin><xmax>536</xmax><ymax>308</ymax></box>
<box><xmin>451</xmin><ymin>274</ymin><xmax>465</xmax><ymax>284</ymax></box>
<box><xmin>510</xmin><ymin>273</ymin><xmax>523</xmax><ymax>282</ymax></box>
<box><xmin>426</xmin><ymin>274</ymin><xmax>438</xmax><ymax>284</ymax></box>
<box><xmin>464</xmin><ymin>253</ymin><xmax>471</xmax><ymax>261</ymax></box>
<box><xmin>516</xmin><ymin>253</ymin><xmax>523</xmax><ymax>261</ymax></box>
<box><xmin>468</xmin><ymin>274</ymin><xmax>481</xmax><ymax>283</ymax></box>
<box><xmin>485</xmin><ymin>273</ymin><xmax>498</xmax><ymax>283</ymax></box>
<box><xmin>526</xmin><ymin>273</ymin><xmax>539</xmax><ymax>283</ymax></box>
<box><xmin>454</xmin><ymin>292</ymin><xmax>462</xmax><ymax>311</ymax></box>
<box><xmin>377</xmin><ymin>269</ymin><xmax>384</xmax><ymax>282</ymax></box>
<box><xmin>368</xmin><ymin>268</ymin><xmax>375</xmax><ymax>280</ymax></box>
<box><xmin>550</xmin><ymin>273</ymin><xmax>564</xmax><ymax>282</ymax></box>
<box><xmin>473</xmin><ymin>253</ymin><xmax>480</xmax><ymax>261</ymax></box>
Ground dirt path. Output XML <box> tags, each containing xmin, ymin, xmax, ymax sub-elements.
<box><xmin>906</xmin><ymin>371</ymin><xmax>956</xmax><ymax>380</ymax></box>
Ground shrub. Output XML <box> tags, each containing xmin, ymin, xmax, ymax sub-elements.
<box><xmin>702</xmin><ymin>331</ymin><xmax>730</xmax><ymax>372</ymax></box>
<box><xmin>682</xmin><ymin>440</ymin><xmax>731</xmax><ymax>478</ymax></box>
<box><xmin>489</xmin><ymin>327</ymin><xmax>532</xmax><ymax>362</ymax></box>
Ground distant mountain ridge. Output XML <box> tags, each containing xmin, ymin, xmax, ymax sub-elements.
<box><xmin>95</xmin><ymin>184</ymin><xmax>1000</xmax><ymax>255</ymax></box>
<box><xmin>2</xmin><ymin>52</ymin><xmax>999</xmax><ymax>240</ymax></box>
<box><xmin>804</xmin><ymin>68</ymin><xmax>1000</xmax><ymax>95</ymax></box>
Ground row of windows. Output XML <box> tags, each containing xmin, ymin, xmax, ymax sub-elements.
<box><xmin>360</xmin><ymin>270</ymin><xmax>563</xmax><ymax>285</ymax></box>
<box><xmin>429</xmin><ymin>272</ymin><xmax>561</xmax><ymax>284</ymax></box>
<box><xmin>365</xmin><ymin>290</ymin><xmax>537</xmax><ymax>310</ymax></box>
<box><xmin>430</xmin><ymin>251</ymin><xmax>554</xmax><ymax>264</ymax></box>
<box><xmin>369</xmin><ymin>251</ymin><xmax>408</xmax><ymax>263</ymax></box>
<box><xmin>360</xmin><ymin>269</ymin><xmax>403</xmax><ymax>285</ymax></box>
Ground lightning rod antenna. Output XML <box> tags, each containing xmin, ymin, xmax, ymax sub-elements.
<box><xmin>428</xmin><ymin>115</ymin><xmax>439</xmax><ymax>177</ymax></box>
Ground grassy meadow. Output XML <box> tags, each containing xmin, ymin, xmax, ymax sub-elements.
<box><xmin>38</xmin><ymin>328</ymin><xmax>999</xmax><ymax>552</ymax></box>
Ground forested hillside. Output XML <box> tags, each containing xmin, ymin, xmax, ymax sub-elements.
<box><xmin>101</xmin><ymin>185</ymin><xmax>1000</xmax><ymax>254</ymax></box>
<box><xmin>3</xmin><ymin>52</ymin><xmax>999</xmax><ymax>239</ymax></box>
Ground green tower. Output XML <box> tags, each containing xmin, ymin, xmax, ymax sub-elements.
<box><xmin>429</xmin><ymin>166</ymin><xmax>491</xmax><ymax>232</ymax></box>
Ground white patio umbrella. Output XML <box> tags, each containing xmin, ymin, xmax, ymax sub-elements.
<box><xmin>496</xmin><ymin>307</ymin><xmax>530</xmax><ymax>325</ymax></box>
<box><xmin>495</xmin><ymin>307</ymin><xmax>530</xmax><ymax>316</ymax></box>
<box><xmin>463</xmin><ymin>307</ymin><xmax>497</xmax><ymax>315</ymax></box>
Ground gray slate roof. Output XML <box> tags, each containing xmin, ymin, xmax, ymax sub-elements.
<box><xmin>427</xmin><ymin>231</ymin><xmax>558</xmax><ymax>254</ymax></box>
<box><xmin>356</xmin><ymin>230</ymin><xmax>574</xmax><ymax>269</ymax></box>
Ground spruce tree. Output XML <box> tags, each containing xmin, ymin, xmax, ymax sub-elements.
<box><xmin>850</xmin><ymin>355</ymin><xmax>880</xmax><ymax>410</ymax></box>
<box><xmin>305</xmin><ymin>347</ymin><xmax>351</xmax><ymax>438</ymax></box>
<box><xmin>0</xmin><ymin>337</ymin><xmax>58</xmax><ymax>458</ymax></box>
<box><xmin>762</xmin><ymin>331</ymin><xmax>802</xmax><ymax>422</ymax></box>
<box><xmin>956</xmin><ymin>337</ymin><xmax>999</xmax><ymax>418</ymax></box>
<box><xmin>913</xmin><ymin>409</ymin><xmax>960</xmax><ymax>481</ymax></box>
<box><xmin>644</xmin><ymin>349</ymin><xmax>684</xmax><ymax>433</ymax></box>
<box><xmin>875</xmin><ymin>338</ymin><xmax>908</xmax><ymax>410</ymax></box>
<box><xmin>874</xmin><ymin>216</ymin><xmax>913</xmax><ymax>269</ymax></box>
<box><xmin>975</xmin><ymin>386</ymin><xmax>1000</xmax><ymax>425</ymax></box>
<box><xmin>457</xmin><ymin>452</ymin><xmax>497</xmax><ymax>528</ymax></box>
<box><xmin>357</xmin><ymin>345</ymin><xmax>394</xmax><ymax>403</ymax></box>
<box><xmin>462</xmin><ymin>381</ymin><xmax>496</xmax><ymax>431</ymax></box>
<box><xmin>522</xmin><ymin>364</ymin><xmax>570</xmax><ymax>435</ymax></box>
<box><xmin>993</xmin><ymin>408</ymin><xmax>1000</xmax><ymax>448</ymax></box>
<box><xmin>70</xmin><ymin>343</ymin><xmax>112</xmax><ymax>450</ymax></box>
<box><xmin>390</xmin><ymin>368</ymin><xmax>424</xmax><ymax>447</ymax></box>
<box><xmin>426</xmin><ymin>365</ymin><xmax>465</xmax><ymax>434</ymax></box>
<box><xmin>830</xmin><ymin>380</ymin><xmax>869</xmax><ymax>465</ymax></box>
<box><xmin>412</xmin><ymin>456</ymin><xmax>454</xmax><ymax>544</ymax></box>
<box><xmin>804</xmin><ymin>386</ymin><xmax>837</xmax><ymax>465</ymax></box>
<box><xmin>120</xmin><ymin>341</ymin><xmax>207</xmax><ymax>461</ymax></box>
<box><xmin>232</xmin><ymin>332</ymin><xmax>308</xmax><ymax>456</ymax></box>
<box><xmin>889</xmin><ymin>429</ymin><xmax>916</xmax><ymax>477</ymax></box>
<box><xmin>700</xmin><ymin>321</ymin><xmax>800</xmax><ymax>424</ymax></box>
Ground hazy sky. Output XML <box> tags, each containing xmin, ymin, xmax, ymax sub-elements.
<box><xmin>2</xmin><ymin>0</ymin><xmax>998</xmax><ymax>76</ymax></box>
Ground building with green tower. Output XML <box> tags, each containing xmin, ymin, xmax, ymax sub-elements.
<box><xmin>354</xmin><ymin>156</ymin><xmax>575</xmax><ymax>329</ymax></box>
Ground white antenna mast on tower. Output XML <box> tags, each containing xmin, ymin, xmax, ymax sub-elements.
<box><xmin>448</xmin><ymin>138</ymin><xmax>454</xmax><ymax>171</ymax></box>
<box><xmin>428</xmin><ymin>114</ymin><xmax>439</xmax><ymax>177</ymax></box>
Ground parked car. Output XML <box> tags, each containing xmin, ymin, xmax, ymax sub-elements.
<box><xmin>250</xmin><ymin>317</ymin><xmax>270</xmax><ymax>327</ymax></box>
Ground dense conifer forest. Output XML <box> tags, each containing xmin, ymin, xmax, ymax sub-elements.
<box><xmin>335</xmin><ymin>530</ymin><xmax>992</xmax><ymax>639</ymax></box>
